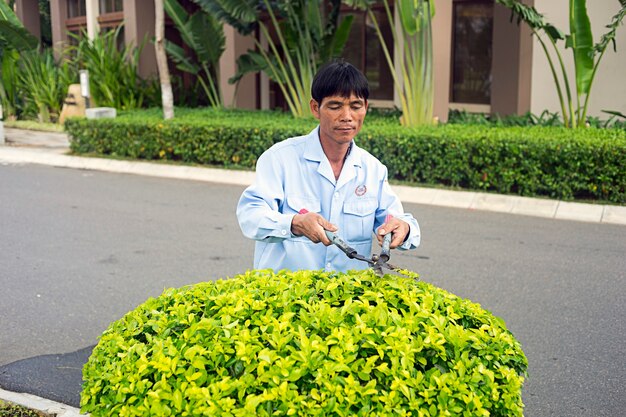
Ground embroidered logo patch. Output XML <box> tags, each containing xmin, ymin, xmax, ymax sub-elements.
<box><xmin>355</xmin><ymin>185</ymin><xmax>367</xmax><ymax>196</ymax></box>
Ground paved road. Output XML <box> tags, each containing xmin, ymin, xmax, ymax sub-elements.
<box><xmin>1</xmin><ymin>163</ymin><xmax>625</xmax><ymax>416</ymax></box>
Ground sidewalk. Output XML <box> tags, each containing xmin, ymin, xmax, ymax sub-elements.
<box><xmin>2</xmin><ymin>127</ymin><xmax>624</xmax><ymax>226</ymax></box>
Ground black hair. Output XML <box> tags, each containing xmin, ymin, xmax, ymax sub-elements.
<box><xmin>311</xmin><ymin>60</ymin><xmax>369</xmax><ymax>104</ymax></box>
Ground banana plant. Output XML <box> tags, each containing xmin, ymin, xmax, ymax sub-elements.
<box><xmin>345</xmin><ymin>0</ymin><xmax>435</xmax><ymax>127</ymax></box>
<box><xmin>0</xmin><ymin>0</ymin><xmax>38</xmax><ymax>119</ymax></box>
<box><xmin>164</xmin><ymin>0</ymin><xmax>225</xmax><ymax>108</ymax></box>
<box><xmin>497</xmin><ymin>0</ymin><xmax>626</xmax><ymax>128</ymax></box>
<box><xmin>191</xmin><ymin>0</ymin><xmax>353</xmax><ymax>118</ymax></box>
<box><xmin>0</xmin><ymin>0</ymin><xmax>38</xmax><ymax>52</ymax></box>
<box><xmin>18</xmin><ymin>49</ymin><xmax>73</xmax><ymax>122</ymax></box>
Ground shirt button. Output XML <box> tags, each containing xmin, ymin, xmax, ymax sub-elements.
<box><xmin>281</xmin><ymin>230</ymin><xmax>287</xmax><ymax>236</ymax></box>
<box><xmin>334</xmin><ymin>192</ymin><xmax>339</xmax><ymax>198</ymax></box>
<box><xmin>326</xmin><ymin>263</ymin><xmax>331</xmax><ymax>269</ymax></box>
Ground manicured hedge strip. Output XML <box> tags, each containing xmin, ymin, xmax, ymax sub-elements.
<box><xmin>65</xmin><ymin>109</ymin><xmax>626</xmax><ymax>203</ymax></box>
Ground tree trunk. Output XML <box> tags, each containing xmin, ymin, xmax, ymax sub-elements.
<box><xmin>155</xmin><ymin>0</ymin><xmax>174</xmax><ymax>120</ymax></box>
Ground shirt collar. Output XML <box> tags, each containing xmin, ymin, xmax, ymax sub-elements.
<box><xmin>304</xmin><ymin>126</ymin><xmax>362</xmax><ymax>168</ymax></box>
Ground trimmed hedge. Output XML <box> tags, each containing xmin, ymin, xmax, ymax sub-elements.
<box><xmin>65</xmin><ymin>108</ymin><xmax>626</xmax><ymax>203</ymax></box>
<box><xmin>81</xmin><ymin>269</ymin><xmax>528</xmax><ymax>416</ymax></box>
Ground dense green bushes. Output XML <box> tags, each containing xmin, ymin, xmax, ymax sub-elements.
<box><xmin>65</xmin><ymin>108</ymin><xmax>626</xmax><ymax>203</ymax></box>
<box><xmin>81</xmin><ymin>269</ymin><xmax>527</xmax><ymax>416</ymax></box>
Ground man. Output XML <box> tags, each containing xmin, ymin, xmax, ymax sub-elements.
<box><xmin>237</xmin><ymin>60</ymin><xmax>420</xmax><ymax>272</ymax></box>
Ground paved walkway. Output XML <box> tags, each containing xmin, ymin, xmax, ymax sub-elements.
<box><xmin>2</xmin><ymin>127</ymin><xmax>624</xmax><ymax>226</ymax></box>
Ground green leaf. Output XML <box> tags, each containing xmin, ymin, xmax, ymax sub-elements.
<box><xmin>229</xmin><ymin>51</ymin><xmax>287</xmax><ymax>85</ymax></box>
<box><xmin>192</xmin><ymin>0</ymin><xmax>259</xmax><ymax>35</ymax></box>
<box><xmin>0</xmin><ymin>0</ymin><xmax>38</xmax><ymax>52</ymax></box>
<box><xmin>164</xmin><ymin>0</ymin><xmax>196</xmax><ymax>49</ymax></box>
<box><xmin>398</xmin><ymin>0</ymin><xmax>418</xmax><ymax>35</ymax></box>
<box><xmin>320</xmin><ymin>15</ymin><xmax>354</xmax><ymax>61</ymax></box>
<box><xmin>164</xmin><ymin>40</ymin><xmax>199</xmax><ymax>74</ymax></box>
<box><xmin>188</xmin><ymin>11</ymin><xmax>225</xmax><ymax>65</ymax></box>
<box><xmin>544</xmin><ymin>23</ymin><xmax>565</xmax><ymax>42</ymax></box>
<box><xmin>568</xmin><ymin>0</ymin><xmax>594</xmax><ymax>94</ymax></box>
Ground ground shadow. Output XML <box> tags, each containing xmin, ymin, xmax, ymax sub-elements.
<box><xmin>0</xmin><ymin>345</ymin><xmax>95</xmax><ymax>408</ymax></box>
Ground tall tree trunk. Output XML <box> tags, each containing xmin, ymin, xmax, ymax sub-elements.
<box><xmin>155</xmin><ymin>0</ymin><xmax>174</xmax><ymax>119</ymax></box>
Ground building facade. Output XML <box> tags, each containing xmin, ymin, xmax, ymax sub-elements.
<box><xmin>14</xmin><ymin>0</ymin><xmax>626</xmax><ymax>122</ymax></box>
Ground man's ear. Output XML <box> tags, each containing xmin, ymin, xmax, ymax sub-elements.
<box><xmin>310</xmin><ymin>99</ymin><xmax>320</xmax><ymax>119</ymax></box>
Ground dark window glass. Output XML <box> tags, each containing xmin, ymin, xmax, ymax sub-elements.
<box><xmin>100</xmin><ymin>0</ymin><xmax>123</xmax><ymax>14</ymax></box>
<box><xmin>451</xmin><ymin>1</ymin><xmax>493</xmax><ymax>104</ymax></box>
<box><xmin>68</xmin><ymin>0</ymin><xmax>86</xmax><ymax>18</ymax></box>
<box><xmin>341</xmin><ymin>7</ymin><xmax>394</xmax><ymax>101</ymax></box>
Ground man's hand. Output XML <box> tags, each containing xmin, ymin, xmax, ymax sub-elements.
<box><xmin>376</xmin><ymin>217</ymin><xmax>409</xmax><ymax>249</ymax></box>
<box><xmin>291</xmin><ymin>212</ymin><xmax>338</xmax><ymax>246</ymax></box>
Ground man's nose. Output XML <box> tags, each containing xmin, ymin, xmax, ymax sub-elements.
<box><xmin>339</xmin><ymin>106</ymin><xmax>353</xmax><ymax>121</ymax></box>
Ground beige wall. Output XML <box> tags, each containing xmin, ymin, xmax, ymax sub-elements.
<box><xmin>124</xmin><ymin>0</ymin><xmax>157</xmax><ymax>79</ymax></box>
<box><xmin>49</xmin><ymin>0</ymin><xmax>68</xmax><ymax>57</ymax></box>
<box><xmin>14</xmin><ymin>0</ymin><xmax>41</xmax><ymax>40</ymax></box>
<box><xmin>220</xmin><ymin>26</ymin><xmax>257</xmax><ymax>109</ymax></box>
<box><xmin>531</xmin><ymin>0</ymin><xmax>626</xmax><ymax>118</ymax></box>
<box><xmin>432</xmin><ymin>0</ymin><xmax>453</xmax><ymax>122</ymax></box>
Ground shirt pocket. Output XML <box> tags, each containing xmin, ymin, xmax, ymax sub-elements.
<box><xmin>285</xmin><ymin>195</ymin><xmax>321</xmax><ymax>214</ymax></box>
<box><xmin>343</xmin><ymin>197</ymin><xmax>378</xmax><ymax>243</ymax></box>
<box><xmin>285</xmin><ymin>195</ymin><xmax>321</xmax><ymax>243</ymax></box>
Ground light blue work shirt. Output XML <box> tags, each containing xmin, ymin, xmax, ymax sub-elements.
<box><xmin>236</xmin><ymin>127</ymin><xmax>421</xmax><ymax>272</ymax></box>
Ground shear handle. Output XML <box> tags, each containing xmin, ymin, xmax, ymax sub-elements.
<box><xmin>379</xmin><ymin>214</ymin><xmax>393</xmax><ymax>262</ymax></box>
<box><xmin>325</xmin><ymin>230</ymin><xmax>359</xmax><ymax>259</ymax></box>
<box><xmin>298</xmin><ymin>208</ymin><xmax>359</xmax><ymax>259</ymax></box>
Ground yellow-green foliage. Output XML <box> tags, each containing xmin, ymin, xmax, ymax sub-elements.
<box><xmin>81</xmin><ymin>269</ymin><xmax>527</xmax><ymax>416</ymax></box>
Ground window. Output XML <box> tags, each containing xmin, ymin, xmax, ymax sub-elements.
<box><xmin>451</xmin><ymin>1</ymin><xmax>493</xmax><ymax>104</ymax></box>
<box><xmin>68</xmin><ymin>0</ymin><xmax>86</xmax><ymax>18</ymax></box>
<box><xmin>265</xmin><ymin>3</ymin><xmax>394</xmax><ymax>110</ymax></box>
<box><xmin>67</xmin><ymin>0</ymin><xmax>87</xmax><ymax>44</ymax></box>
<box><xmin>99</xmin><ymin>0</ymin><xmax>123</xmax><ymax>14</ymax></box>
<box><xmin>98</xmin><ymin>0</ymin><xmax>124</xmax><ymax>48</ymax></box>
<box><xmin>342</xmin><ymin>7</ymin><xmax>394</xmax><ymax>101</ymax></box>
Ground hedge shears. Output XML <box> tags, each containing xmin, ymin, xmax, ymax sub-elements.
<box><xmin>299</xmin><ymin>210</ymin><xmax>402</xmax><ymax>277</ymax></box>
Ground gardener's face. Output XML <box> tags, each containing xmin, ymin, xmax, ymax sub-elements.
<box><xmin>310</xmin><ymin>93</ymin><xmax>368</xmax><ymax>147</ymax></box>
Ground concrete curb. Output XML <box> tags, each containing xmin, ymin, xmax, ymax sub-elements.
<box><xmin>0</xmin><ymin>388</ymin><xmax>86</xmax><ymax>417</ymax></box>
<box><xmin>1</xmin><ymin>146</ymin><xmax>624</xmax><ymax>226</ymax></box>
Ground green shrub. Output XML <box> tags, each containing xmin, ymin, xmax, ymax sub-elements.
<box><xmin>65</xmin><ymin>108</ymin><xmax>626</xmax><ymax>203</ymax></box>
<box><xmin>81</xmin><ymin>269</ymin><xmax>527</xmax><ymax>416</ymax></box>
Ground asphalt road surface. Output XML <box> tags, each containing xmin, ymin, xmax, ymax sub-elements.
<box><xmin>1</xmin><ymin>163</ymin><xmax>625</xmax><ymax>416</ymax></box>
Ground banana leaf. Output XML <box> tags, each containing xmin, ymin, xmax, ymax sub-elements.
<box><xmin>567</xmin><ymin>0</ymin><xmax>594</xmax><ymax>95</ymax></box>
<box><xmin>188</xmin><ymin>12</ymin><xmax>225</xmax><ymax>66</ymax></box>
<box><xmin>164</xmin><ymin>40</ymin><xmax>200</xmax><ymax>74</ymax></box>
<box><xmin>229</xmin><ymin>50</ymin><xmax>287</xmax><ymax>85</ymax></box>
<box><xmin>319</xmin><ymin>15</ymin><xmax>354</xmax><ymax>62</ymax></box>
<box><xmin>192</xmin><ymin>0</ymin><xmax>258</xmax><ymax>35</ymax></box>
<box><xmin>0</xmin><ymin>0</ymin><xmax>38</xmax><ymax>51</ymax></box>
<box><xmin>164</xmin><ymin>0</ymin><xmax>196</xmax><ymax>49</ymax></box>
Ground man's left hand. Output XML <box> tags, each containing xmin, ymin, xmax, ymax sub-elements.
<box><xmin>376</xmin><ymin>217</ymin><xmax>409</xmax><ymax>249</ymax></box>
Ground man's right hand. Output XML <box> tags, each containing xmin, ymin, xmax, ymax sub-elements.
<box><xmin>291</xmin><ymin>211</ymin><xmax>338</xmax><ymax>246</ymax></box>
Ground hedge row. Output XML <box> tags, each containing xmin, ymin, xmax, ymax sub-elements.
<box><xmin>65</xmin><ymin>109</ymin><xmax>626</xmax><ymax>203</ymax></box>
